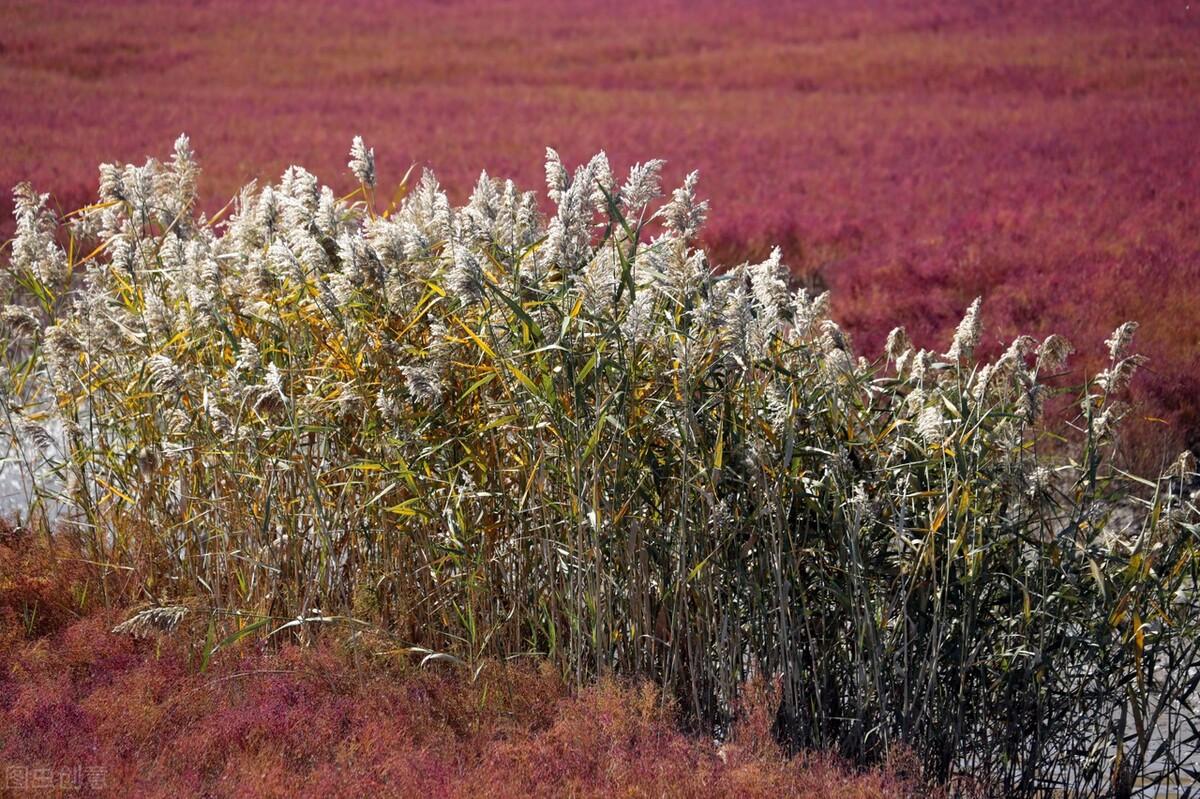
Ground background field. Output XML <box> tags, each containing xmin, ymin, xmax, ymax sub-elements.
<box><xmin>2</xmin><ymin>0</ymin><xmax>1198</xmax><ymax>460</ymax></box>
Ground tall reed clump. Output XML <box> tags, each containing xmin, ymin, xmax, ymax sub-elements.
<box><xmin>2</xmin><ymin>137</ymin><xmax>1198</xmax><ymax>796</ymax></box>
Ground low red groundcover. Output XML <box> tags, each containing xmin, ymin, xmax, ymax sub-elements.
<box><xmin>0</xmin><ymin>526</ymin><xmax>921</xmax><ymax>798</ymax></box>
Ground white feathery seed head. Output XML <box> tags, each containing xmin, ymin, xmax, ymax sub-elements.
<box><xmin>619</xmin><ymin>159</ymin><xmax>666</xmax><ymax>213</ymax></box>
<box><xmin>1105</xmin><ymin>321</ymin><xmax>1138</xmax><ymax>362</ymax></box>
<box><xmin>885</xmin><ymin>327</ymin><xmax>911</xmax><ymax>365</ymax></box>
<box><xmin>661</xmin><ymin>170</ymin><xmax>708</xmax><ymax>240</ymax></box>
<box><xmin>916</xmin><ymin>405</ymin><xmax>946</xmax><ymax>445</ymax></box>
<box><xmin>400</xmin><ymin>364</ymin><xmax>444</xmax><ymax>406</ymax></box>
<box><xmin>348</xmin><ymin>135</ymin><xmax>376</xmax><ymax>188</ymax></box>
<box><xmin>748</xmin><ymin>247</ymin><xmax>789</xmax><ymax>324</ymax></box>
<box><xmin>544</xmin><ymin>147</ymin><xmax>569</xmax><ymax>204</ymax></box>
<box><xmin>1036</xmin><ymin>334</ymin><xmax>1074</xmax><ymax>374</ymax></box>
<box><xmin>945</xmin><ymin>297</ymin><xmax>982</xmax><ymax>362</ymax></box>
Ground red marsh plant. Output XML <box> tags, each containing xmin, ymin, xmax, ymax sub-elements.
<box><xmin>1</xmin><ymin>139</ymin><xmax>1198</xmax><ymax>796</ymax></box>
<box><xmin>0</xmin><ymin>526</ymin><xmax>921</xmax><ymax>798</ymax></box>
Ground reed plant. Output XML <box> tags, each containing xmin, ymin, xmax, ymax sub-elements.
<box><xmin>2</xmin><ymin>138</ymin><xmax>1198</xmax><ymax>796</ymax></box>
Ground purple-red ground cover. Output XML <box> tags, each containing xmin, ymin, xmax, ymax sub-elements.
<box><xmin>2</xmin><ymin>0</ymin><xmax>1199</xmax><ymax>464</ymax></box>
<box><xmin>0</xmin><ymin>525</ymin><xmax>923</xmax><ymax>798</ymax></box>
<box><xmin>2</xmin><ymin>4</ymin><xmax>1199</xmax><ymax>791</ymax></box>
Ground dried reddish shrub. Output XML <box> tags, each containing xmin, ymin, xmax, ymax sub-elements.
<box><xmin>0</xmin><ymin>520</ymin><xmax>93</xmax><ymax>643</ymax></box>
<box><xmin>1</xmin><ymin>607</ymin><xmax>922</xmax><ymax>798</ymax></box>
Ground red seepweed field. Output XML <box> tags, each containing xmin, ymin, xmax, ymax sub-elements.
<box><xmin>4</xmin><ymin>1</ymin><xmax>1200</xmax><ymax>795</ymax></box>
<box><xmin>3</xmin><ymin>0</ymin><xmax>1199</xmax><ymax>461</ymax></box>
<box><xmin>0</xmin><ymin>524</ymin><xmax>922</xmax><ymax>798</ymax></box>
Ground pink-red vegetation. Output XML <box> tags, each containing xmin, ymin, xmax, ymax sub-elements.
<box><xmin>0</xmin><ymin>525</ymin><xmax>922</xmax><ymax>798</ymax></box>
<box><xmin>2</xmin><ymin>0</ymin><xmax>1198</xmax><ymax>462</ymax></box>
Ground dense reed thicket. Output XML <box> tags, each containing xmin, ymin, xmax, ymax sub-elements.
<box><xmin>2</xmin><ymin>139</ymin><xmax>1198</xmax><ymax>796</ymax></box>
